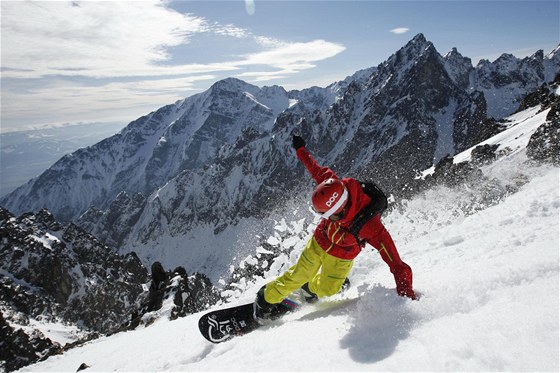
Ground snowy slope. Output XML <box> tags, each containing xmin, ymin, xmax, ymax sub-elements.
<box><xmin>421</xmin><ymin>106</ymin><xmax>551</xmax><ymax>177</ymax></box>
<box><xmin>19</xmin><ymin>110</ymin><xmax>559</xmax><ymax>372</ymax></box>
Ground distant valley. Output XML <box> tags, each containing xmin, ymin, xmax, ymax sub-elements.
<box><xmin>0</xmin><ymin>122</ymin><xmax>124</xmax><ymax>197</ymax></box>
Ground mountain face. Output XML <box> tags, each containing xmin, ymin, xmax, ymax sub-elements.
<box><xmin>0</xmin><ymin>207</ymin><xmax>148</xmax><ymax>332</ymax></box>
<box><xmin>475</xmin><ymin>48</ymin><xmax>559</xmax><ymax>119</ymax></box>
<box><xmin>2</xmin><ymin>34</ymin><xmax>559</xmax><ymax>276</ymax></box>
<box><xmin>0</xmin><ymin>79</ymin><xmax>296</xmax><ymax>222</ymax></box>
<box><xmin>0</xmin><ymin>207</ymin><xmax>222</xmax><ymax>372</ymax></box>
<box><xmin>291</xmin><ymin>34</ymin><xmax>489</xmax><ymax>185</ymax></box>
<box><xmin>0</xmin><ymin>206</ymin><xmax>147</xmax><ymax>370</ymax></box>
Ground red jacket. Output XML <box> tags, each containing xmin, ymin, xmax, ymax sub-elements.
<box><xmin>297</xmin><ymin>147</ymin><xmax>404</xmax><ymax>265</ymax></box>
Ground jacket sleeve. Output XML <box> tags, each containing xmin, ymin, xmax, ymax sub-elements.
<box><xmin>359</xmin><ymin>215</ymin><xmax>403</xmax><ymax>269</ymax></box>
<box><xmin>296</xmin><ymin>147</ymin><xmax>338</xmax><ymax>184</ymax></box>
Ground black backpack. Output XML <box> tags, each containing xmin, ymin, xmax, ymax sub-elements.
<box><xmin>347</xmin><ymin>180</ymin><xmax>388</xmax><ymax>239</ymax></box>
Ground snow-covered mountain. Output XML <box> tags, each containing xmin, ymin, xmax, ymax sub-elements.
<box><xmin>0</xmin><ymin>80</ymin><xmax>294</xmax><ymax>222</ymax></box>
<box><xmin>15</xmin><ymin>103</ymin><xmax>559</xmax><ymax>372</ymax></box>
<box><xmin>1</xmin><ymin>34</ymin><xmax>559</xmax><ymax>280</ymax></box>
<box><xmin>476</xmin><ymin>47</ymin><xmax>560</xmax><ymax>118</ymax></box>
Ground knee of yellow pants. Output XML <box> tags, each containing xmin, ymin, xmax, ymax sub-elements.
<box><xmin>310</xmin><ymin>257</ymin><xmax>353</xmax><ymax>298</ymax></box>
<box><xmin>264</xmin><ymin>237</ymin><xmax>323</xmax><ymax>304</ymax></box>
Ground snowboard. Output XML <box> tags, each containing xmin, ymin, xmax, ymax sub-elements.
<box><xmin>198</xmin><ymin>298</ymin><xmax>300</xmax><ymax>343</ymax></box>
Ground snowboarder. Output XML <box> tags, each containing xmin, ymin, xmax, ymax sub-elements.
<box><xmin>254</xmin><ymin>135</ymin><xmax>416</xmax><ymax>321</ymax></box>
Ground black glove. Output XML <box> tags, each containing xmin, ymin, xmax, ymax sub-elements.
<box><xmin>292</xmin><ymin>135</ymin><xmax>306</xmax><ymax>150</ymax></box>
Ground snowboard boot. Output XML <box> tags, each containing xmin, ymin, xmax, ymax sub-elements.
<box><xmin>340</xmin><ymin>277</ymin><xmax>351</xmax><ymax>293</ymax></box>
<box><xmin>253</xmin><ymin>285</ymin><xmax>279</xmax><ymax>323</ymax></box>
<box><xmin>301</xmin><ymin>282</ymin><xmax>319</xmax><ymax>303</ymax></box>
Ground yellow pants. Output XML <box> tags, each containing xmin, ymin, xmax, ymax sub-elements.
<box><xmin>264</xmin><ymin>236</ymin><xmax>354</xmax><ymax>304</ymax></box>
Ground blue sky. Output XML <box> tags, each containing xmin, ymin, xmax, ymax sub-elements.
<box><xmin>1</xmin><ymin>0</ymin><xmax>558</xmax><ymax>133</ymax></box>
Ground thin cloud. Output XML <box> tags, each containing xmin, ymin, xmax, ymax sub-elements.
<box><xmin>238</xmin><ymin>39</ymin><xmax>346</xmax><ymax>78</ymax></box>
<box><xmin>1</xmin><ymin>1</ymin><xmax>210</xmax><ymax>79</ymax></box>
<box><xmin>211</xmin><ymin>23</ymin><xmax>251</xmax><ymax>39</ymax></box>
<box><xmin>1</xmin><ymin>1</ymin><xmax>344</xmax><ymax>80</ymax></box>
<box><xmin>0</xmin><ymin>1</ymin><xmax>347</xmax><ymax>131</ymax></box>
<box><xmin>2</xmin><ymin>75</ymin><xmax>217</xmax><ymax>128</ymax></box>
<box><xmin>390</xmin><ymin>27</ymin><xmax>410</xmax><ymax>35</ymax></box>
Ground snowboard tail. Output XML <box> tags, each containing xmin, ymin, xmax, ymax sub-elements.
<box><xmin>199</xmin><ymin>299</ymin><xmax>299</xmax><ymax>343</ymax></box>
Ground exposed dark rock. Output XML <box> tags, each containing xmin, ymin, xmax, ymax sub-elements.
<box><xmin>129</xmin><ymin>263</ymin><xmax>220</xmax><ymax>328</ymax></box>
<box><xmin>471</xmin><ymin>144</ymin><xmax>501</xmax><ymax>166</ymax></box>
<box><xmin>527</xmin><ymin>100</ymin><xmax>560</xmax><ymax>165</ymax></box>
<box><xmin>1</xmin><ymin>207</ymin><xmax>221</xmax><ymax>371</ymax></box>
<box><xmin>0</xmin><ymin>310</ymin><xmax>62</xmax><ymax>372</ymax></box>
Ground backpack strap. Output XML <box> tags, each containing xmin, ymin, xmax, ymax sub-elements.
<box><xmin>346</xmin><ymin>181</ymin><xmax>388</xmax><ymax>240</ymax></box>
<box><xmin>347</xmin><ymin>203</ymin><xmax>382</xmax><ymax>239</ymax></box>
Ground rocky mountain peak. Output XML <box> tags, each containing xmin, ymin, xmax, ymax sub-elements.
<box><xmin>531</xmin><ymin>49</ymin><xmax>544</xmax><ymax>61</ymax></box>
<box><xmin>386</xmin><ymin>33</ymin><xmax>437</xmax><ymax>70</ymax></box>
<box><xmin>210</xmin><ymin>77</ymin><xmax>256</xmax><ymax>95</ymax></box>
<box><xmin>444</xmin><ymin>47</ymin><xmax>471</xmax><ymax>64</ymax></box>
<box><xmin>443</xmin><ymin>47</ymin><xmax>473</xmax><ymax>89</ymax></box>
<box><xmin>409</xmin><ymin>32</ymin><xmax>428</xmax><ymax>45</ymax></box>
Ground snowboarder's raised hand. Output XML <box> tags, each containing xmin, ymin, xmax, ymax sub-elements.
<box><xmin>292</xmin><ymin>135</ymin><xmax>306</xmax><ymax>150</ymax></box>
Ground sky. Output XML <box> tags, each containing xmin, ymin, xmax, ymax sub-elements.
<box><xmin>1</xmin><ymin>0</ymin><xmax>559</xmax><ymax>133</ymax></box>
